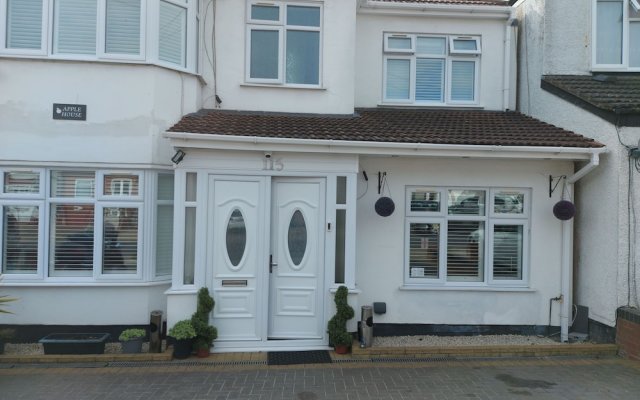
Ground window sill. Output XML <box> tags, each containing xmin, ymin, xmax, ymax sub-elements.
<box><xmin>1</xmin><ymin>280</ymin><xmax>171</xmax><ymax>287</ymax></box>
<box><xmin>241</xmin><ymin>83</ymin><xmax>327</xmax><ymax>90</ymax></box>
<box><xmin>399</xmin><ymin>285</ymin><xmax>534</xmax><ymax>292</ymax></box>
<box><xmin>378</xmin><ymin>102</ymin><xmax>483</xmax><ymax>110</ymax></box>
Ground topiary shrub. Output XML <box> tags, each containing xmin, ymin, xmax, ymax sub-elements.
<box><xmin>327</xmin><ymin>286</ymin><xmax>354</xmax><ymax>347</ymax></box>
<box><xmin>191</xmin><ymin>287</ymin><xmax>218</xmax><ymax>350</ymax></box>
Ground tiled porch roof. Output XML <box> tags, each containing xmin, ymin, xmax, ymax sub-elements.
<box><xmin>169</xmin><ymin>108</ymin><xmax>603</xmax><ymax>149</ymax></box>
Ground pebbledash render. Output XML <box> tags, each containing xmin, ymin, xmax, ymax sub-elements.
<box><xmin>0</xmin><ymin>0</ymin><xmax>608</xmax><ymax>351</ymax></box>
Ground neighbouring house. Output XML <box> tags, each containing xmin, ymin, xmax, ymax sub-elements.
<box><xmin>1</xmin><ymin>0</ymin><xmax>606</xmax><ymax>353</ymax></box>
<box><xmin>514</xmin><ymin>0</ymin><xmax>640</xmax><ymax>347</ymax></box>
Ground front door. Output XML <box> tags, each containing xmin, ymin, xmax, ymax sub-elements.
<box><xmin>210</xmin><ymin>176</ymin><xmax>326</xmax><ymax>345</ymax></box>
<box><xmin>268</xmin><ymin>178</ymin><xmax>325</xmax><ymax>339</ymax></box>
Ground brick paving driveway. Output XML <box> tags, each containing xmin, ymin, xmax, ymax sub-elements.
<box><xmin>1</xmin><ymin>357</ymin><xmax>639</xmax><ymax>400</ymax></box>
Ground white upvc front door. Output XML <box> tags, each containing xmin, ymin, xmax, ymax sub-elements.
<box><xmin>209</xmin><ymin>175</ymin><xmax>326</xmax><ymax>346</ymax></box>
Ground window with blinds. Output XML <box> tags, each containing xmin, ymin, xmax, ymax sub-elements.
<box><xmin>102</xmin><ymin>207</ymin><xmax>138</xmax><ymax>274</ymax></box>
<box><xmin>2</xmin><ymin>206</ymin><xmax>39</xmax><ymax>274</ymax></box>
<box><xmin>53</xmin><ymin>0</ymin><xmax>97</xmax><ymax>55</ymax></box>
<box><xmin>405</xmin><ymin>187</ymin><xmax>529</xmax><ymax>286</ymax></box>
<box><xmin>50</xmin><ymin>204</ymin><xmax>95</xmax><ymax>276</ymax></box>
<box><xmin>155</xmin><ymin>174</ymin><xmax>174</xmax><ymax>277</ymax></box>
<box><xmin>159</xmin><ymin>0</ymin><xmax>187</xmax><ymax>67</ymax></box>
<box><xmin>105</xmin><ymin>0</ymin><xmax>141</xmax><ymax>55</ymax></box>
<box><xmin>383</xmin><ymin>33</ymin><xmax>480</xmax><ymax>104</ymax></box>
<box><xmin>6</xmin><ymin>0</ymin><xmax>43</xmax><ymax>50</ymax></box>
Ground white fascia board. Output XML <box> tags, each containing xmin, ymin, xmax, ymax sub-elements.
<box><xmin>165</xmin><ymin>131</ymin><xmax>606</xmax><ymax>161</ymax></box>
<box><xmin>359</xmin><ymin>0</ymin><xmax>513</xmax><ymax>20</ymax></box>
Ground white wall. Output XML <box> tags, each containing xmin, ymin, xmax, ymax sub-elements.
<box><xmin>356</xmin><ymin>156</ymin><xmax>573</xmax><ymax>326</ymax></box>
<box><xmin>208</xmin><ymin>0</ymin><xmax>357</xmax><ymax>114</ymax></box>
<box><xmin>355</xmin><ymin>13</ymin><xmax>512</xmax><ymax>110</ymax></box>
<box><xmin>0</xmin><ymin>59</ymin><xmax>200</xmax><ymax>166</ymax></box>
<box><xmin>1</xmin><ymin>284</ymin><xmax>169</xmax><ymax>325</ymax></box>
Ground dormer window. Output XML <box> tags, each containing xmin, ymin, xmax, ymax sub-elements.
<box><xmin>245</xmin><ymin>1</ymin><xmax>322</xmax><ymax>87</ymax></box>
<box><xmin>383</xmin><ymin>33</ymin><xmax>481</xmax><ymax>105</ymax></box>
<box><xmin>594</xmin><ymin>0</ymin><xmax>640</xmax><ymax>70</ymax></box>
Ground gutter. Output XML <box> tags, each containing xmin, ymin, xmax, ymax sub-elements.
<box><xmin>503</xmin><ymin>16</ymin><xmax>517</xmax><ymax>110</ymax></box>
<box><xmin>164</xmin><ymin>131</ymin><xmax>606</xmax><ymax>160</ymax></box>
<box><xmin>359</xmin><ymin>0</ymin><xmax>512</xmax><ymax>19</ymax></box>
<box><xmin>559</xmin><ymin>151</ymin><xmax>602</xmax><ymax>342</ymax></box>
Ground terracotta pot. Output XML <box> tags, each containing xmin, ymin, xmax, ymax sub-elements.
<box><xmin>334</xmin><ymin>345</ymin><xmax>350</xmax><ymax>354</ymax></box>
<box><xmin>196</xmin><ymin>347</ymin><xmax>210</xmax><ymax>358</ymax></box>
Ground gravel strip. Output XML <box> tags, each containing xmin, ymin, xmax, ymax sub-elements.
<box><xmin>2</xmin><ymin>342</ymin><xmax>158</xmax><ymax>356</ymax></box>
<box><xmin>373</xmin><ymin>335</ymin><xmax>562</xmax><ymax>347</ymax></box>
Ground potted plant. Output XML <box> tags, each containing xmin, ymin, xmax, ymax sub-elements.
<box><xmin>119</xmin><ymin>328</ymin><xmax>146</xmax><ymax>354</ymax></box>
<box><xmin>327</xmin><ymin>285</ymin><xmax>355</xmax><ymax>354</ymax></box>
<box><xmin>191</xmin><ymin>287</ymin><xmax>218</xmax><ymax>358</ymax></box>
<box><xmin>0</xmin><ymin>328</ymin><xmax>15</xmax><ymax>355</ymax></box>
<box><xmin>0</xmin><ymin>274</ymin><xmax>17</xmax><ymax>315</ymax></box>
<box><xmin>168</xmin><ymin>320</ymin><xmax>196</xmax><ymax>359</ymax></box>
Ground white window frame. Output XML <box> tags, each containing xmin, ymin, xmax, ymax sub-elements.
<box><xmin>383</xmin><ymin>32</ymin><xmax>481</xmax><ymax>106</ymax></box>
<box><xmin>97</xmin><ymin>171</ymin><xmax>144</xmax><ymax>201</ymax></box>
<box><xmin>154</xmin><ymin>173</ymin><xmax>174</xmax><ymax>279</ymax></box>
<box><xmin>384</xmin><ymin>33</ymin><xmax>415</xmax><ymax>53</ymax></box>
<box><xmin>404</xmin><ymin>186</ymin><xmax>530</xmax><ymax>288</ymax></box>
<box><xmin>97</xmin><ymin>0</ymin><xmax>147</xmax><ymax>61</ymax></box>
<box><xmin>0</xmin><ymin>168</ymin><xmax>45</xmax><ymax>199</ymax></box>
<box><xmin>592</xmin><ymin>0</ymin><xmax>640</xmax><ymax>71</ymax></box>
<box><xmin>0</xmin><ymin>0</ymin><xmax>48</xmax><ymax>55</ymax></box>
<box><xmin>0</xmin><ymin>201</ymin><xmax>45</xmax><ymax>279</ymax></box>
<box><xmin>245</xmin><ymin>0</ymin><xmax>323</xmax><ymax>88</ymax></box>
<box><xmin>95</xmin><ymin>202</ymin><xmax>143</xmax><ymax>280</ymax></box>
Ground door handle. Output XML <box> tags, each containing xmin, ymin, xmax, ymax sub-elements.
<box><xmin>269</xmin><ymin>254</ymin><xmax>278</xmax><ymax>273</ymax></box>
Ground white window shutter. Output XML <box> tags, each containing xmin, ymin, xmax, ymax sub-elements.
<box><xmin>385</xmin><ymin>59</ymin><xmax>411</xmax><ymax>100</ymax></box>
<box><xmin>54</xmin><ymin>0</ymin><xmax>97</xmax><ymax>55</ymax></box>
<box><xmin>158</xmin><ymin>1</ymin><xmax>186</xmax><ymax>66</ymax></box>
<box><xmin>105</xmin><ymin>0</ymin><xmax>141</xmax><ymax>55</ymax></box>
<box><xmin>451</xmin><ymin>61</ymin><xmax>475</xmax><ymax>101</ymax></box>
<box><xmin>6</xmin><ymin>0</ymin><xmax>42</xmax><ymax>49</ymax></box>
<box><xmin>415</xmin><ymin>58</ymin><xmax>444</xmax><ymax>102</ymax></box>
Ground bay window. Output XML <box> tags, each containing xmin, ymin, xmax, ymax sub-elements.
<box><xmin>0</xmin><ymin>168</ymin><xmax>174</xmax><ymax>282</ymax></box>
<box><xmin>405</xmin><ymin>187</ymin><xmax>529</xmax><ymax>287</ymax></box>
<box><xmin>594</xmin><ymin>0</ymin><xmax>640</xmax><ymax>69</ymax></box>
<box><xmin>384</xmin><ymin>33</ymin><xmax>480</xmax><ymax>105</ymax></box>
<box><xmin>246</xmin><ymin>0</ymin><xmax>322</xmax><ymax>86</ymax></box>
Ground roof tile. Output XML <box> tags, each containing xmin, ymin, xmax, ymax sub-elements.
<box><xmin>169</xmin><ymin>108</ymin><xmax>603</xmax><ymax>149</ymax></box>
<box><xmin>373</xmin><ymin>0</ymin><xmax>509</xmax><ymax>6</ymax></box>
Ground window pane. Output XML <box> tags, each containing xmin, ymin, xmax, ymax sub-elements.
<box><xmin>416</xmin><ymin>58</ymin><xmax>444</xmax><ymax>102</ymax></box>
<box><xmin>596</xmin><ymin>0</ymin><xmax>623</xmax><ymax>64</ymax></box>
<box><xmin>452</xmin><ymin>39</ymin><xmax>477</xmax><ymax>51</ymax></box>
<box><xmin>387</xmin><ymin>36</ymin><xmax>412</xmax><ymax>50</ymax></box>
<box><xmin>158</xmin><ymin>174</ymin><xmax>174</xmax><ymax>201</ymax></box>
<box><xmin>631</xmin><ymin>21</ymin><xmax>640</xmax><ymax>67</ymax></box>
<box><xmin>185</xmin><ymin>172</ymin><xmax>197</xmax><ymax>202</ymax></box>
<box><xmin>4</xmin><ymin>171</ymin><xmax>39</xmax><ymax>194</ymax></box>
<box><xmin>250</xmin><ymin>29</ymin><xmax>279</xmax><ymax>79</ymax></box>
<box><xmin>3</xmin><ymin>206</ymin><xmax>38</xmax><ymax>274</ymax></box>
<box><xmin>494</xmin><ymin>191</ymin><xmax>524</xmax><ymax>214</ymax></box>
<box><xmin>335</xmin><ymin>209</ymin><xmax>346</xmax><ymax>284</ymax></box>
<box><xmin>409</xmin><ymin>223</ymin><xmax>440</xmax><ymax>278</ymax></box>
<box><xmin>183</xmin><ymin>207</ymin><xmax>195</xmax><ymax>284</ymax></box>
<box><xmin>105</xmin><ymin>0</ymin><xmax>141</xmax><ymax>55</ymax></box>
<box><xmin>286</xmin><ymin>5</ymin><xmax>320</xmax><ymax>27</ymax></box>
<box><xmin>225</xmin><ymin>208</ymin><xmax>246</xmax><ymax>267</ymax></box>
<box><xmin>448</xmin><ymin>189</ymin><xmax>485</xmax><ymax>216</ymax></box>
<box><xmin>251</xmin><ymin>4</ymin><xmax>279</xmax><ymax>21</ymax></box>
<box><xmin>6</xmin><ymin>0</ymin><xmax>42</xmax><ymax>49</ymax></box>
<box><xmin>50</xmin><ymin>204</ymin><xmax>94</xmax><ymax>276</ymax></box>
<box><xmin>493</xmin><ymin>225</ymin><xmax>523</xmax><ymax>280</ymax></box>
<box><xmin>286</xmin><ymin>30</ymin><xmax>319</xmax><ymax>84</ymax></box>
<box><xmin>386</xmin><ymin>59</ymin><xmax>410</xmax><ymax>100</ymax></box>
<box><xmin>159</xmin><ymin>1</ymin><xmax>186</xmax><ymax>66</ymax></box>
<box><xmin>104</xmin><ymin>174</ymin><xmax>139</xmax><ymax>196</ymax></box>
<box><xmin>102</xmin><ymin>207</ymin><xmax>137</xmax><ymax>274</ymax></box>
<box><xmin>288</xmin><ymin>210</ymin><xmax>307</xmax><ymax>266</ymax></box>
<box><xmin>336</xmin><ymin>176</ymin><xmax>347</xmax><ymax>205</ymax></box>
<box><xmin>447</xmin><ymin>221</ymin><xmax>484</xmax><ymax>282</ymax></box>
<box><xmin>51</xmin><ymin>171</ymin><xmax>95</xmax><ymax>198</ymax></box>
<box><xmin>54</xmin><ymin>0</ymin><xmax>97</xmax><ymax>55</ymax></box>
<box><xmin>417</xmin><ymin>37</ymin><xmax>445</xmax><ymax>55</ymax></box>
<box><xmin>155</xmin><ymin>204</ymin><xmax>173</xmax><ymax>277</ymax></box>
<box><xmin>410</xmin><ymin>190</ymin><xmax>440</xmax><ymax>212</ymax></box>
<box><xmin>451</xmin><ymin>60</ymin><xmax>475</xmax><ymax>101</ymax></box>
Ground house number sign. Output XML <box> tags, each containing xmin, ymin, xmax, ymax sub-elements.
<box><xmin>262</xmin><ymin>157</ymin><xmax>284</xmax><ymax>171</ymax></box>
<box><xmin>53</xmin><ymin>103</ymin><xmax>87</xmax><ymax>121</ymax></box>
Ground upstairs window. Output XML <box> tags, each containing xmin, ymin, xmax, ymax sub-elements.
<box><xmin>594</xmin><ymin>0</ymin><xmax>640</xmax><ymax>69</ymax></box>
<box><xmin>246</xmin><ymin>1</ymin><xmax>322</xmax><ymax>86</ymax></box>
<box><xmin>383</xmin><ymin>33</ymin><xmax>481</xmax><ymax>105</ymax></box>
<box><xmin>1</xmin><ymin>0</ymin><xmax>47</xmax><ymax>54</ymax></box>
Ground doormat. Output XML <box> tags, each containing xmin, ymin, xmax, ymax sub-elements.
<box><xmin>267</xmin><ymin>350</ymin><xmax>332</xmax><ymax>366</ymax></box>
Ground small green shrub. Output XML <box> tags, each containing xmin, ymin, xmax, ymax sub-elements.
<box><xmin>168</xmin><ymin>320</ymin><xmax>196</xmax><ymax>340</ymax></box>
<box><xmin>191</xmin><ymin>287</ymin><xmax>218</xmax><ymax>349</ymax></box>
<box><xmin>119</xmin><ymin>328</ymin><xmax>146</xmax><ymax>341</ymax></box>
<box><xmin>327</xmin><ymin>286</ymin><xmax>354</xmax><ymax>347</ymax></box>
<box><xmin>0</xmin><ymin>274</ymin><xmax>17</xmax><ymax>314</ymax></box>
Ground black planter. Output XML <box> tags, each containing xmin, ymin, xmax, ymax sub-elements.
<box><xmin>172</xmin><ymin>338</ymin><xmax>193</xmax><ymax>359</ymax></box>
<box><xmin>39</xmin><ymin>333</ymin><xmax>110</xmax><ymax>355</ymax></box>
<box><xmin>0</xmin><ymin>339</ymin><xmax>5</xmax><ymax>355</ymax></box>
<box><xmin>121</xmin><ymin>337</ymin><xmax>144</xmax><ymax>354</ymax></box>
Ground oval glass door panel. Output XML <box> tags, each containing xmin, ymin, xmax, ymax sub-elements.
<box><xmin>287</xmin><ymin>210</ymin><xmax>307</xmax><ymax>266</ymax></box>
<box><xmin>226</xmin><ymin>208</ymin><xmax>246</xmax><ymax>266</ymax></box>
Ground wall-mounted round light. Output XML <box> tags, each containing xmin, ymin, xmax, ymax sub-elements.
<box><xmin>375</xmin><ymin>197</ymin><xmax>395</xmax><ymax>217</ymax></box>
<box><xmin>553</xmin><ymin>200</ymin><xmax>576</xmax><ymax>220</ymax></box>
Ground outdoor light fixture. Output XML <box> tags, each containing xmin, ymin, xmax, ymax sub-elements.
<box><xmin>171</xmin><ymin>149</ymin><xmax>186</xmax><ymax>164</ymax></box>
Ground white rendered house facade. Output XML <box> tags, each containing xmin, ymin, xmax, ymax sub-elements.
<box><xmin>1</xmin><ymin>0</ymin><xmax>606</xmax><ymax>351</ymax></box>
